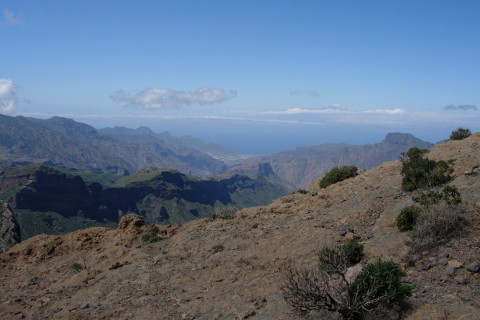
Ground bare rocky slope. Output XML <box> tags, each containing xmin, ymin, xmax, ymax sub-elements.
<box><xmin>1</xmin><ymin>134</ymin><xmax>479</xmax><ymax>320</ymax></box>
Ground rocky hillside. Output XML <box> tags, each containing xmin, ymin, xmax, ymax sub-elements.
<box><xmin>1</xmin><ymin>133</ymin><xmax>479</xmax><ymax>319</ymax></box>
<box><xmin>229</xmin><ymin>133</ymin><xmax>433</xmax><ymax>189</ymax></box>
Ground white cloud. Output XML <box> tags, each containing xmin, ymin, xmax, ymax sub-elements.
<box><xmin>364</xmin><ymin>108</ymin><xmax>406</xmax><ymax>114</ymax></box>
<box><xmin>111</xmin><ymin>87</ymin><xmax>237</xmax><ymax>110</ymax></box>
<box><xmin>3</xmin><ymin>9</ymin><xmax>23</xmax><ymax>26</ymax></box>
<box><xmin>0</xmin><ymin>78</ymin><xmax>16</xmax><ymax>115</ymax></box>
<box><xmin>262</xmin><ymin>107</ymin><xmax>405</xmax><ymax>115</ymax></box>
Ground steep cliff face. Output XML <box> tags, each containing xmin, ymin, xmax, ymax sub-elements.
<box><xmin>0</xmin><ymin>202</ymin><xmax>20</xmax><ymax>253</ymax></box>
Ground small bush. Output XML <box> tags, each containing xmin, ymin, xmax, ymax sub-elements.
<box><xmin>70</xmin><ymin>262</ymin><xmax>83</xmax><ymax>272</ymax></box>
<box><xmin>450</xmin><ymin>127</ymin><xmax>471</xmax><ymax>140</ymax></box>
<box><xmin>396</xmin><ymin>206</ymin><xmax>421</xmax><ymax>231</ymax></box>
<box><xmin>211</xmin><ymin>244</ymin><xmax>224</xmax><ymax>253</ymax></box>
<box><xmin>319</xmin><ymin>240</ymin><xmax>364</xmax><ymax>273</ymax></box>
<box><xmin>413</xmin><ymin>185</ymin><xmax>461</xmax><ymax>207</ymax></box>
<box><xmin>341</xmin><ymin>240</ymin><xmax>364</xmax><ymax>265</ymax></box>
<box><xmin>350</xmin><ymin>260</ymin><xmax>413</xmax><ymax>305</ymax></box>
<box><xmin>283</xmin><ymin>258</ymin><xmax>410</xmax><ymax>319</ymax></box>
<box><xmin>295</xmin><ymin>189</ymin><xmax>309</xmax><ymax>194</ymax></box>
<box><xmin>320</xmin><ymin>166</ymin><xmax>358</xmax><ymax>189</ymax></box>
<box><xmin>411</xmin><ymin>202</ymin><xmax>465</xmax><ymax>253</ymax></box>
<box><xmin>141</xmin><ymin>226</ymin><xmax>161</xmax><ymax>244</ymax></box>
<box><xmin>401</xmin><ymin>147</ymin><xmax>452</xmax><ymax>191</ymax></box>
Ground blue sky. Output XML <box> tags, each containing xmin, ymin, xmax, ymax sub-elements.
<box><xmin>1</xmin><ymin>1</ymin><xmax>479</xmax><ymax>154</ymax></box>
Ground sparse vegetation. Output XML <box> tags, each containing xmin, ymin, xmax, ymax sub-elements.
<box><xmin>318</xmin><ymin>240</ymin><xmax>364</xmax><ymax>273</ymax></box>
<box><xmin>350</xmin><ymin>260</ymin><xmax>413</xmax><ymax>305</ymax></box>
<box><xmin>400</xmin><ymin>147</ymin><xmax>452</xmax><ymax>191</ymax></box>
<box><xmin>397</xmin><ymin>184</ymin><xmax>465</xmax><ymax>254</ymax></box>
<box><xmin>295</xmin><ymin>189</ymin><xmax>309</xmax><ymax>194</ymax></box>
<box><xmin>450</xmin><ymin>127</ymin><xmax>471</xmax><ymax>140</ymax></box>
<box><xmin>396</xmin><ymin>206</ymin><xmax>421</xmax><ymax>232</ymax></box>
<box><xmin>141</xmin><ymin>226</ymin><xmax>161</xmax><ymax>244</ymax></box>
<box><xmin>413</xmin><ymin>185</ymin><xmax>461</xmax><ymax>207</ymax></box>
<box><xmin>320</xmin><ymin>166</ymin><xmax>358</xmax><ymax>189</ymax></box>
<box><xmin>411</xmin><ymin>202</ymin><xmax>465</xmax><ymax>253</ymax></box>
<box><xmin>70</xmin><ymin>262</ymin><xmax>84</xmax><ymax>272</ymax></box>
<box><xmin>283</xmin><ymin>242</ymin><xmax>410</xmax><ymax>320</ymax></box>
<box><xmin>211</xmin><ymin>244</ymin><xmax>224</xmax><ymax>253</ymax></box>
<box><xmin>342</xmin><ymin>240</ymin><xmax>365</xmax><ymax>265</ymax></box>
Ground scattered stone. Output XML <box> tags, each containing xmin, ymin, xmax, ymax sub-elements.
<box><xmin>448</xmin><ymin>260</ymin><xmax>463</xmax><ymax>268</ymax></box>
<box><xmin>79</xmin><ymin>303</ymin><xmax>90</xmax><ymax>309</ymax></box>
<box><xmin>251</xmin><ymin>223</ymin><xmax>259</xmax><ymax>229</ymax></box>
<box><xmin>438</xmin><ymin>258</ymin><xmax>449</xmax><ymax>266</ymax></box>
<box><xmin>242</xmin><ymin>310</ymin><xmax>256</xmax><ymax>319</ymax></box>
<box><xmin>109</xmin><ymin>261</ymin><xmax>127</xmax><ymax>270</ymax></box>
<box><xmin>455</xmin><ymin>276</ymin><xmax>468</xmax><ymax>285</ymax></box>
<box><xmin>345</xmin><ymin>264</ymin><xmax>364</xmax><ymax>283</ymax></box>
<box><xmin>387</xmin><ymin>309</ymin><xmax>400</xmax><ymax>320</ymax></box>
<box><xmin>445</xmin><ymin>266</ymin><xmax>456</xmax><ymax>276</ymax></box>
<box><xmin>417</xmin><ymin>287</ymin><xmax>427</xmax><ymax>294</ymax></box>
<box><xmin>339</xmin><ymin>227</ymin><xmax>348</xmax><ymax>236</ymax></box>
<box><xmin>466</xmin><ymin>262</ymin><xmax>480</xmax><ymax>273</ymax></box>
<box><xmin>412</xmin><ymin>255</ymin><xmax>420</xmax><ymax>262</ymax></box>
<box><xmin>439</xmin><ymin>251</ymin><xmax>450</xmax><ymax>259</ymax></box>
<box><xmin>345</xmin><ymin>232</ymin><xmax>360</xmax><ymax>241</ymax></box>
<box><xmin>421</xmin><ymin>262</ymin><xmax>433</xmax><ymax>271</ymax></box>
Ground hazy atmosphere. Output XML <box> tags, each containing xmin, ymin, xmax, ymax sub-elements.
<box><xmin>1</xmin><ymin>0</ymin><xmax>479</xmax><ymax>154</ymax></box>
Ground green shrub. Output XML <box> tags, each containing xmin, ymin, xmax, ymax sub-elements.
<box><xmin>295</xmin><ymin>189</ymin><xmax>309</xmax><ymax>194</ymax></box>
<box><xmin>341</xmin><ymin>240</ymin><xmax>364</xmax><ymax>265</ymax></box>
<box><xmin>411</xmin><ymin>202</ymin><xmax>465</xmax><ymax>253</ymax></box>
<box><xmin>413</xmin><ymin>185</ymin><xmax>461</xmax><ymax>207</ymax></box>
<box><xmin>400</xmin><ymin>147</ymin><xmax>452</xmax><ymax>191</ymax></box>
<box><xmin>350</xmin><ymin>260</ymin><xmax>413</xmax><ymax>306</ymax></box>
<box><xmin>396</xmin><ymin>206</ymin><xmax>421</xmax><ymax>231</ymax></box>
<box><xmin>319</xmin><ymin>240</ymin><xmax>364</xmax><ymax>273</ymax></box>
<box><xmin>70</xmin><ymin>262</ymin><xmax>83</xmax><ymax>272</ymax></box>
<box><xmin>320</xmin><ymin>166</ymin><xmax>358</xmax><ymax>189</ymax></box>
<box><xmin>211</xmin><ymin>244</ymin><xmax>224</xmax><ymax>253</ymax></box>
<box><xmin>450</xmin><ymin>127</ymin><xmax>471</xmax><ymax>140</ymax></box>
<box><xmin>141</xmin><ymin>226</ymin><xmax>161</xmax><ymax>244</ymax></box>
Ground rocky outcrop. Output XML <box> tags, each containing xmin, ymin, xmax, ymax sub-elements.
<box><xmin>0</xmin><ymin>202</ymin><xmax>20</xmax><ymax>253</ymax></box>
